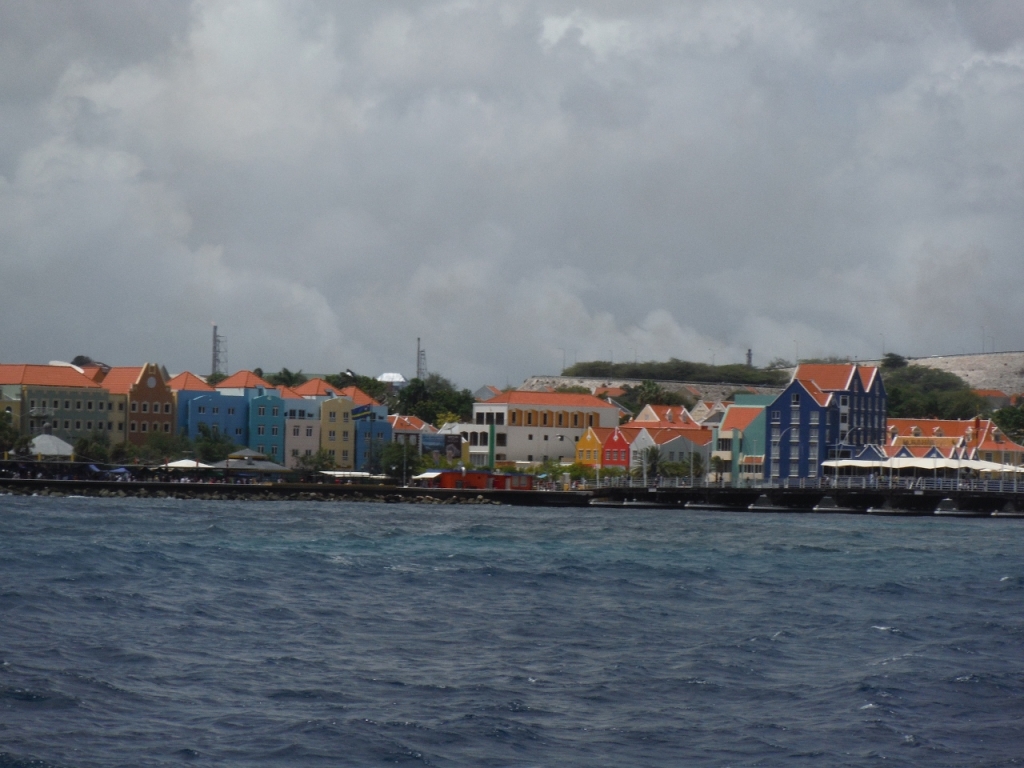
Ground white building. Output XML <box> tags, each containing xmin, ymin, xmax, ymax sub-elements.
<box><xmin>444</xmin><ymin>390</ymin><xmax>620</xmax><ymax>466</ymax></box>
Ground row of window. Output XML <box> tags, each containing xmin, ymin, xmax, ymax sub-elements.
<box><xmin>254</xmin><ymin>444</ymin><xmax>280</xmax><ymax>456</ymax></box>
<box><xmin>325</xmin><ymin>449</ymin><xmax>350</xmax><ymax>460</ymax></box>
<box><xmin>196</xmin><ymin>405</ymin><xmax>236</xmax><ymax>416</ymax></box>
<box><xmin>130</xmin><ymin>401</ymin><xmax>171</xmax><ymax>414</ymax></box>
<box><xmin>291</xmin><ymin>425</ymin><xmax>315</xmax><ymax>437</ymax></box>
<box><xmin>31</xmin><ymin>419</ymin><xmax>120</xmax><ymax>432</ymax></box>
<box><xmin>29</xmin><ymin>399</ymin><xmax>112</xmax><ymax>411</ymax></box>
<box><xmin>326</xmin><ymin>411</ymin><xmax>351</xmax><ymax>423</ymax></box>
<box><xmin>326</xmin><ymin>430</ymin><xmax>350</xmax><ymax>442</ymax></box>
<box><xmin>129</xmin><ymin>422</ymin><xmax>172</xmax><ymax>433</ymax></box>
<box><xmin>507</xmin><ymin>411</ymin><xmax>596</xmax><ymax>427</ymax></box>
<box><xmin>255</xmin><ymin>425</ymin><xmax>280</xmax><ymax>436</ymax></box>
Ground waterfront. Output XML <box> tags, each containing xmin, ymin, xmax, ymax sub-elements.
<box><xmin>1</xmin><ymin>497</ymin><xmax>1022</xmax><ymax>766</ymax></box>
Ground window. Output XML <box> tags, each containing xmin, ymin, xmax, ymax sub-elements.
<box><xmin>542</xmin><ymin>413</ymin><xmax>549</xmax><ymax>426</ymax></box>
<box><xmin>476</xmin><ymin>413</ymin><xmax>485</xmax><ymax>424</ymax></box>
<box><xmin>558</xmin><ymin>435</ymin><xmax>565</xmax><ymax>441</ymax></box>
<box><xmin>510</xmin><ymin>412</ymin><xmax>518</xmax><ymax>425</ymax></box>
<box><xmin>480</xmin><ymin>432</ymin><xmax>488</xmax><ymax>446</ymax></box>
<box><xmin>141</xmin><ymin>422</ymin><xmax>148</xmax><ymax>432</ymax></box>
<box><xmin>304</xmin><ymin>449</ymin><xmax>311</xmax><ymax>456</ymax></box>
<box><xmin>343</xmin><ymin>412</ymin><xmax>349</xmax><ymax>423</ymax></box>
<box><xmin>293</xmin><ymin>426</ymin><xmax>300</xmax><ymax>436</ymax></box>
<box><xmin>572</xmin><ymin>414</ymin><xmax>579</xmax><ymax>427</ymax></box>
<box><xmin>789</xmin><ymin>462</ymin><xmax>799</xmax><ymax>477</ymax></box>
<box><xmin>257</xmin><ymin>445</ymin><xmax>265</xmax><ymax>454</ymax></box>
<box><xmin>543</xmin><ymin>435</ymin><xmax>549</xmax><ymax>441</ymax></box>
<box><xmin>528</xmin><ymin>434</ymin><xmax>533</xmax><ymax>440</ymax></box>
<box><xmin>142</xmin><ymin>402</ymin><xmax>149</xmax><ymax>413</ymax></box>
<box><xmin>65</xmin><ymin>400</ymin><xmax>71</xmax><ymax>409</ymax></box>
<box><xmin>292</xmin><ymin>449</ymin><xmax>299</xmax><ymax>457</ymax></box>
<box><xmin>235</xmin><ymin>428</ymin><xmax>242</xmax><ymax>436</ymax></box>
<box><xmin>227</xmin><ymin>407</ymin><xmax>235</xmax><ymax>415</ymax></box>
<box><xmin>328</xmin><ymin>430</ymin><xmax>336</xmax><ymax>441</ymax></box>
<box><xmin>86</xmin><ymin>421</ymin><xmax>93</xmax><ymax>430</ymax></box>
<box><xmin>328</xmin><ymin>411</ymin><xmax>336</xmax><ymax>422</ymax></box>
<box><xmin>198</xmin><ymin>406</ymin><xmax>206</xmax><ymax>414</ymax></box>
<box><xmin>118</xmin><ymin>402</ymin><xmax>124</xmax><ymax>411</ymax></box>
<box><xmin>257</xmin><ymin>425</ymin><xmax>265</xmax><ymax>435</ymax></box>
<box><xmin>495</xmin><ymin>413</ymin><xmax>504</xmax><ymax>425</ymax></box>
<box><xmin>258</xmin><ymin>406</ymin><xmax>266</xmax><ymax>416</ymax></box>
<box><xmin>271</xmin><ymin>446</ymin><xmax>278</xmax><ymax>455</ymax></box>
<box><xmin>305</xmin><ymin>426</ymin><xmax>313</xmax><ymax>437</ymax></box>
<box><xmin>526</xmin><ymin>413</ymin><xmax>533</xmax><ymax>425</ymax></box>
<box><xmin>271</xmin><ymin>426</ymin><xmax>279</xmax><ymax>436</ymax></box>
<box><xmin>496</xmin><ymin>433</ymin><xmax>507</xmax><ymax>447</ymax></box>
<box><xmin>341</xmin><ymin>450</ymin><xmax>349</xmax><ymax>461</ymax></box>
<box><xmin>117</xmin><ymin>422</ymin><xmax>122</xmax><ymax>431</ymax></box>
<box><xmin>131</xmin><ymin>402</ymin><xmax>138</xmax><ymax>412</ymax></box>
<box><xmin>556</xmin><ymin>413</ymin><xmax>563</xmax><ymax>427</ymax></box>
<box><xmin>791</xmin><ymin>393</ymin><xmax>800</xmax><ymax>406</ymax></box>
<box><xmin>107</xmin><ymin>422</ymin><xmax>112</xmax><ymax>431</ymax></box>
<box><xmin>87</xmin><ymin>401</ymin><xmax>93</xmax><ymax>411</ymax></box>
<box><xmin>809</xmin><ymin>428</ymin><xmax>819</xmax><ymax>442</ymax></box>
<box><xmin>808</xmin><ymin>461</ymin><xmax>818</xmax><ymax>477</ymax></box>
<box><xmin>771</xmin><ymin>461</ymin><xmax>780</xmax><ymax>477</ymax></box>
<box><xmin>809</xmin><ymin>411</ymin><xmax>819</xmax><ymax>425</ymax></box>
<box><xmin>75</xmin><ymin>401</ymin><xmax>82</xmax><ymax>410</ymax></box>
<box><xmin>790</xmin><ymin>445</ymin><xmax>799</xmax><ymax>459</ymax></box>
<box><xmin>329</xmin><ymin>449</ymin><xmax>336</xmax><ymax>458</ymax></box>
<box><xmin>840</xmin><ymin>395</ymin><xmax>849</xmax><ymax>407</ymax></box>
<box><xmin>272</xmin><ymin>407</ymin><xmax>279</xmax><ymax>417</ymax></box>
<box><xmin>771</xmin><ymin>410</ymin><xmax>780</xmax><ymax>422</ymax></box>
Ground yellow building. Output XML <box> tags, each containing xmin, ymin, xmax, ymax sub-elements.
<box><xmin>575</xmin><ymin>427</ymin><xmax>613</xmax><ymax>466</ymax></box>
<box><xmin>319</xmin><ymin>396</ymin><xmax>355</xmax><ymax>469</ymax></box>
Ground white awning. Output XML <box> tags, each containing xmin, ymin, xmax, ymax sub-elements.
<box><xmin>163</xmin><ymin>459</ymin><xmax>213</xmax><ymax>469</ymax></box>
<box><xmin>411</xmin><ymin>471</ymin><xmax>443</xmax><ymax>479</ymax></box>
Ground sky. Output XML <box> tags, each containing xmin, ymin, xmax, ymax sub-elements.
<box><xmin>2</xmin><ymin>1</ymin><xmax>1023</xmax><ymax>389</ymax></box>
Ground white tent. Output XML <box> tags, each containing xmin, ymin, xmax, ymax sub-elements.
<box><xmin>163</xmin><ymin>458</ymin><xmax>213</xmax><ymax>469</ymax></box>
<box><xmin>28</xmin><ymin>434</ymin><xmax>74</xmax><ymax>457</ymax></box>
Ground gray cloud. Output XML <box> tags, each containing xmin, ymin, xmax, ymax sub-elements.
<box><xmin>1</xmin><ymin>1</ymin><xmax>1022</xmax><ymax>387</ymax></box>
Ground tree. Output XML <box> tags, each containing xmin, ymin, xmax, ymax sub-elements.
<box><xmin>562</xmin><ymin>358</ymin><xmax>788</xmax><ymax>386</ymax></box>
<box><xmin>380</xmin><ymin>442</ymin><xmax>424</xmax><ymax>483</ymax></box>
<box><xmin>617</xmin><ymin>380</ymin><xmax>692</xmax><ymax>414</ymax></box>
<box><xmin>73</xmin><ymin>432</ymin><xmax>111</xmax><ymax>463</ymax></box>
<box><xmin>323</xmin><ymin>371</ymin><xmax>393</xmax><ymax>408</ymax></box>
<box><xmin>397</xmin><ymin>374</ymin><xmax>474</xmax><ymax>426</ymax></box>
<box><xmin>881</xmin><ymin>352</ymin><xmax>908</xmax><ymax>369</ymax></box>
<box><xmin>993</xmin><ymin>404</ymin><xmax>1024</xmax><ymax>444</ymax></box>
<box><xmin>882</xmin><ymin>365</ymin><xmax>986</xmax><ymax>419</ymax></box>
<box><xmin>631</xmin><ymin>445</ymin><xmax>661</xmax><ymax>480</ymax></box>
<box><xmin>0</xmin><ymin>411</ymin><xmax>30</xmax><ymax>456</ymax></box>
<box><xmin>295</xmin><ymin>448</ymin><xmax>338</xmax><ymax>474</ymax></box>
<box><xmin>554</xmin><ymin>385</ymin><xmax>591</xmax><ymax>394</ymax></box>
<box><xmin>194</xmin><ymin>423</ymin><xmax>236</xmax><ymax>463</ymax></box>
<box><xmin>265</xmin><ymin>368</ymin><xmax>308</xmax><ymax>387</ymax></box>
<box><xmin>206</xmin><ymin>372</ymin><xmax>227</xmax><ymax>386</ymax></box>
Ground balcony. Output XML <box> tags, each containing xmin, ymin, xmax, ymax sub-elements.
<box><xmin>29</xmin><ymin>407</ymin><xmax>57</xmax><ymax>417</ymax></box>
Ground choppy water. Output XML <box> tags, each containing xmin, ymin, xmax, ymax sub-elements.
<box><xmin>0</xmin><ymin>496</ymin><xmax>1022</xmax><ymax>767</ymax></box>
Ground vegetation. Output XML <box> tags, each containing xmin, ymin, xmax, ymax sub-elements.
<box><xmin>562</xmin><ymin>358</ymin><xmax>787</xmax><ymax>386</ymax></box>
<box><xmin>205</xmin><ymin>372</ymin><xmax>227</xmax><ymax>386</ymax></box>
<box><xmin>554</xmin><ymin>385</ymin><xmax>591</xmax><ymax>394</ymax></box>
<box><xmin>882</xmin><ymin>364</ymin><xmax>986</xmax><ymax>420</ymax></box>
<box><xmin>323</xmin><ymin>371</ymin><xmax>393</xmax><ymax>408</ymax></box>
<box><xmin>380</xmin><ymin>442</ymin><xmax>425</xmax><ymax>481</ymax></box>
<box><xmin>397</xmin><ymin>374</ymin><xmax>475</xmax><ymax>427</ymax></box>
<box><xmin>613</xmin><ymin>380</ymin><xmax>693</xmax><ymax>414</ymax></box>
<box><xmin>192</xmin><ymin>423</ymin><xmax>237</xmax><ymax>463</ymax></box>
<box><xmin>264</xmin><ymin>368</ymin><xmax>308</xmax><ymax>388</ymax></box>
<box><xmin>0</xmin><ymin>411</ymin><xmax>30</xmax><ymax>456</ymax></box>
<box><xmin>993</xmin><ymin>403</ymin><xmax>1024</xmax><ymax>444</ymax></box>
<box><xmin>294</xmin><ymin>448</ymin><xmax>338</xmax><ymax>474</ymax></box>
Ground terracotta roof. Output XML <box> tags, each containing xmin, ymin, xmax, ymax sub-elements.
<box><xmin>336</xmin><ymin>386</ymin><xmax>380</xmax><ymax>407</ymax></box>
<box><xmin>858</xmin><ymin>366</ymin><xmax>879</xmax><ymax>390</ymax></box>
<box><xmin>973</xmin><ymin>389</ymin><xmax>1009</xmax><ymax>398</ymax></box>
<box><xmin>215</xmin><ymin>371</ymin><xmax>276</xmax><ymax>390</ymax></box>
<box><xmin>280</xmin><ymin>386</ymin><xmax>304</xmax><ymax>400</ymax></box>
<box><xmin>794</xmin><ymin>363</ymin><xmax>857</xmax><ymax>392</ymax></box>
<box><xmin>583</xmin><ymin>427</ymin><xmax>615</xmax><ymax>443</ymax></box>
<box><xmin>485</xmin><ymin>391</ymin><xmax>617</xmax><ymax>408</ymax></box>
<box><xmin>635</xmin><ymin>404</ymin><xmax>694</xmax><ymax>424</ymax></box>
<box><xmin>0</xmin><ymin>364</ymin><xmax>103</xmax><ymax>389</ymax></box>
<box><xmin>388</xmin><ymin>414</ymin><xmax>437</xmax><ymax>432</ymax></box>
<box><xmin>594</xmin><ymin>386</ymin><xmax>626</xmax><ymax>398</ymax></box>
<box><xmin>168</xmin><ymin>371</ymin><xmax>215</xmax><ymax>392</ymax></box>
<box><xmin>98</xmin><ymin>367</ymin><xmax>148</xmax><ymax>395</ymax></box>
<box><xmin>719</xmin><ymin>405</ymin><xmax>764</xmax><ymax>432</ymax></box>
<box><xmin>291</xmin><ymin>378</ymin><xmax>338</xmax><ymax>397</ymax></box>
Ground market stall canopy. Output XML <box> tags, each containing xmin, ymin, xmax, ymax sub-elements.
<box><xmin>163</xmin><ymin>459</ymin><xmax>214</xmax><ymax>469</ymax></box>
<box><xmin>211</xmin><ymin>458</ymin><xmax>291</xmax><ymax>472</ymax></box>
<box><xmin>28</xmin><ymin>434</ymin><xmax>73</xmax><ymax>457</ymax></box>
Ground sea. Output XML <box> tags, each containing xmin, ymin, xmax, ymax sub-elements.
<box><xmin>0</xmin><ymin>495</ymin><xmax>1022</xmax><ymax>767</ymax></box>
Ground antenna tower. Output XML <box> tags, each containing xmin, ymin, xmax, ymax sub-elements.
<box><xmin>416</xmin><ymin>338</ymin><xmax>427</xmax><ymax>380</ymax></box>
<box><xmin>211</xmin><ymin>324</ymin><xmax>227</xmax><ymax>376</ymax></box>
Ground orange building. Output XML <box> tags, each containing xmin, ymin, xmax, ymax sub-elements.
<box><xmin>95</xmin><ymin>364</ymin><xmax>176</xmax><ymax>446</ymax></box>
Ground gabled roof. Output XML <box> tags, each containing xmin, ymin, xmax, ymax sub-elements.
<box><xmin>719</xmin><ymin>405</ymin><xmax>764</xmax><ymax>432</ymax></box>
<box><xmin>485</xmin><ymin>390</ymin><xmax>617</xmax><ymax>408</ymax></box>
<box><xmin>98</xmin><ymin>367</ymin><xmax>145</xmax><ymax>394</ymax></box>
<box><xmin>793</xmin><ymin>363</ymin><xmax>857</xmax><ymax>391</ymax></box>
<box><xmin>973</xmin><ymin>389</ymin><xmax>1009</xmax><ymax>398</ymax></box>
<box><xmin>280</xmin><ymin>386</ymin><xmax>304</xmax><ymax>400</ymax></box>
<box><xmin>634</xmin><ymin>404</ymin><xmax>693</xmax><ymax>424</ymax></box>
<box><xmin>649</xmin><ymin>427</ymin><xmax>713</xmax><ymax>447</ymax></box>
<box><xmin>336</xmin><ymin>386</ymin><xmax>381</xmax><ymax>407</ymax></box>
<box><xmin>0</xmin><ymin>364</ymin><xmax>103</xmax><ymax>388</ymax></box>
<box><xmin>168</xmin><ymin>371</ymin><xmax>215</xmax><ymax>392</ymax></box>
<box><xmin>388</xmin><ymin>414</ymin><xmax>437</xmax><ymax>433</ymax></box>
<box><xmin>582</xmin><ymin>426</ymin><xmax>614</xmax><ymax>444</ymax></box>
<box><xmin>291</xmin><ymin>378</ymin><xmax>338</xmax><ymax>397</ymax></box>
<box><xmin>858</xmin><ymin>366</ymin><xmax>880</xmax><ymax>390</ymax></box>
<box><xmin>215</xmin><ymin>371</ymin><xmax>276</xmax><ymax>390</ymax></box>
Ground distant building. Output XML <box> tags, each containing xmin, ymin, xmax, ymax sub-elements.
<box><xmin>0</xmin><ymin>364</ymin><xmax>111</xmax><ymax>445</ymax></box>
<box><xmin>98</xmin><ymin>364</ymin><xmax>176</xmax><ymax>446</ymax></box>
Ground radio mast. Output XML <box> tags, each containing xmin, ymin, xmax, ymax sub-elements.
<box><xmin>416</xmin><ymin>338</ymin><xmax>427</xmax><ymax>380</ymax></box>
<box><xmin>211</xmin><ymin>324</ymin><xmax>227</xmax><ymax>377</ymax></box>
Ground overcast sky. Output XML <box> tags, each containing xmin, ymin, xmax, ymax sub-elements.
<box><xmin>2</xmin><ymin>1</ymin><xmax>1023</xmax><ymax>387</ymax></box>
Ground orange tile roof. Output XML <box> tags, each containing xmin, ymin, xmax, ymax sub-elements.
<box><xmin>215</xmin><ymin>371</ymin><xmax>276</xmax><ymax>390</ymax></box>
<box><xmin>594</xmin><ymin>386</ymin><xmax>626</xmax><ymax>398</ymax></box>
<box><xmin>973</xmin><ymin>389</ymin><xmax>1008</xmax><ymax>398</ymax></box>
<box><xmin>168</xmin><ymin>371</ymin><xmax>215</xmax><ymax>392</ymax></box>
<box><xmin>794</xmin><ymin>363</ymin><xmax>856</xmax><ymax>392</ymax></box>
<box><xmin>388</xmin><ymin>414</ymin><xmax>437</xmax><ymax>432</ymax></box>
<box><xmin>280</xmin><ymin>386</ymin><xmax>304</xmax><ymax>400</ymax></box>
<box><xmin>486</xmin><ymin>391</ymin><xmax>617</xmax><ymax>408</ymax></box>
<box><xmin>291</xmin><ymin>378</ymin><xmax>338</xmax><ymax>397</ymax></box>
<box><xmin>719</xmin><ymin>405</ymin><xmax>764</xmax><ymax>432</ymax></box>
<box><xmin>336</xmin><ymin>386</ymin><xmax>380</xmax><ymax>407</ymax></box>
<box><xmin>98</xmin><ymin>367</ymin><xmax>147</xmax><ymax>395</ymax></box>
<box><xmin>0</xmin><ymin>364</ymin><xmax>103</xmax><ymax>388</ymax></box>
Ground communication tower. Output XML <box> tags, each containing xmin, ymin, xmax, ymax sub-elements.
<box><xmin>211</xmin><ymin>324</ymin><xmax>227</xmax><ymax>377</ymax></box>
<box><xmin>416</xmin><ymin>338</ymin><xmax>427</xmax><ymax>380</ymax></box>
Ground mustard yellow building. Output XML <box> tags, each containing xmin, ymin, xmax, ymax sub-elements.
<box><xmin>319</xmin><ymin>396</ymin><xmax>355</xmax><ymax>469</ymax></box>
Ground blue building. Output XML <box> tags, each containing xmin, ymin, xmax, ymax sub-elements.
<box><xmin>249</xmin><ymin>393</ymin><xmax>286</xmax><ymax>461</ymax></box>
<box><xmin>353</xmin><ymin>402</ymin><xmax>392</xmax><ymax>472</ymax></box>
<box><xmin>764</xmin><ymin>364</ymin><xmax>886</xmax><ymax>481</ymax></box>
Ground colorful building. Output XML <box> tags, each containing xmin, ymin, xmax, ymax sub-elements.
<box><xmin>97</xmin><ymin>364</ymin><xmax>176</xmax><ymax>446</ymax></box>
<box><xmin>0</xmin><ymin>363</ymin><xmax>111</xmax><ymax>444</ymax></box>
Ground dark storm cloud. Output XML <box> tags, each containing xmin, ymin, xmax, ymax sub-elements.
<box><xmin>1</xmin><ymin>1</ymin><xmax>1022</xmax><ymax>386</ymax></box>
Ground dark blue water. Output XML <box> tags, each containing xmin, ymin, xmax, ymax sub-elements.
<box><xmin>1</xmin><ymin>496</ymin><xmax>1022</xmax><ymax>767</ymax></box>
